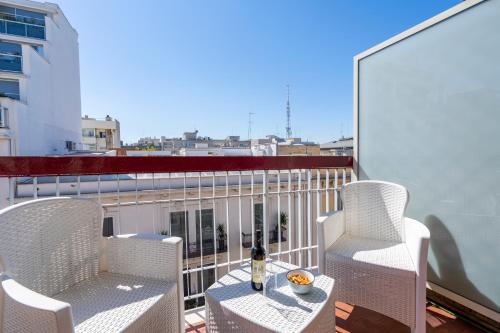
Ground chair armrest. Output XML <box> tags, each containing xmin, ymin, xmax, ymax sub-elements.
<box><xmin>316</xmin><ymin>210</ymin><xmax>345</xmax><ymax>274</ymax></box>
<box><xmin>104</xmin><ymin>233</ymin><xmax>184</xmax><ymax>333</ymax></box>
<box><xmin>404</xmin><ymin>217</ymin><xmax>430</xmax><ymax>275</ymax></box>
<box><xmin>105</xmin><ymin>233</ymin><xmax>183</xmax><ymax>281</ymax></box>
<box><xmin>0</xmin><ymin>274</ymin><xmax>74</xmax><ymax>333</ymax></box>
<box><xmin>404</xmin><ymin>217</ymin><xmax>430</xmax><ymax>333</ymax></box>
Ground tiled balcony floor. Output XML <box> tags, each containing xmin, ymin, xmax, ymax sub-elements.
<box><xmin>185</xmin><ymin>301</ymin><xmax>483</xmax><ymax>333</ymax></box>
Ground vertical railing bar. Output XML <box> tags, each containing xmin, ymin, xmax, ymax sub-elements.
<box><xmin>238</xmin><ymin>171</ymin><xmax>243</xmax><ymax>263</ymax></box>
<box><xmin>251</xmin><ymin>171</ymin><xmax>255</xmax><ymax>248</ymax></box>
<box><xmin>277</xmin><ymin>171</ymin><xmax>281</xmax><ymax>261</ymax></box>
<box><xmin>135</xmin><ymin>174</ymin><xmax>139</xmax><ymax>233</ymax></box>
<box><xmin>55</xmin><ymin>176</ymin><xmax>60</xmax><ymax>197</ymax></box>
<box><xmin>316</xmin><ymin>169</ymin><xmax>321</xmax><ymax>270</ymax></box>
<box><xmin>297</xmin><ymin>170</ymin><xmax>302</xmax><ymax>267</ymax></box>
<box><xmin>97</xmin><ymin>175</ymin><xmax>101</xmax><ymax>204</ymax></box>
<box><xmin>77</xmin><ymin>175</ymin><xmax>81</xmax><ymax>197</ymax></box>
<box><xmin>342</xmin><ymin>168</ymin><xmax>347</xmax><ymax>210</ymax></box>
<box><xmin>8</xmin><ymin>177</ymin><xmax>14</xmax><ymax>205</ymax></box>
<box><xmin>168</xmin><ymin>173</ymin><xmax>172</xmax><ymax>236</ymax></box>
<box><xmin>33</xmin><ymin>177</ymin><xmax>37</xmax><ymax>199</ymax></box>
<box><xmin>152</xmin><ymin>173</ymin><xmax>157</xmax><ymax>234</ymax></box>
<box><xmin>334</xmin><ymin>169</ymin><xmax>338</xmax><ymax>211</ymax></box>
<box><xmin>287</xmin><ymin>170</ymin><xmax>292</xmax><ymax>264</ymax></box>
<box><xmin>183</xmin><ymin>173</ymin><xmax>190</xmax><ymax>298</ymax></box>
<box><xmin>212</xmin><ymin>172</ymin><xmax>218</xmax><ymax>281</ymax></box>
<box><xmin>263</xmin><ymin>170</ymin><xmax>269</xmax><ymax>255</ymax></box>
<box><xmin>117</xmin><ymin>175</ymin><xmax>121</xmax><ymax>235</ymax></box>
<box><xmin>325</xmin><ymin>170</ymin><xmax>330</xmax><ymax>212</ymax></box>
<box><xmin>225</xmin><ymin>171</ymin><xmax>230</xmax><ymax>273</ymax></box>
<box><xmin>307</xmin><ymin>169</ymin><xmax>312</xmax><ymax>268</ymax></box>
<box><xmin>198</xmin><ymin>172</ymin><xmax>204</xmax><ymax>294</ymax></box>
<box><xmin>316</xmin><ymin>169</ymin><xmax>321</xmax><ymax>217</ymax></box>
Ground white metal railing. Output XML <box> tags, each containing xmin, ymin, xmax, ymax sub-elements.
<box><xmin>0</xmin><ymin>156</ymin><xmax>352</xmax><ymax>310</ymax></box>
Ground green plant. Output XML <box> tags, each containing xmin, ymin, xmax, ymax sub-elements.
<box><xmin>184</xmin><ymin>299</ymin><xmax>197</xmax><ymax>310</ymax></box>
<box><xmin>279</xmin><ymin>212</ymin><xmax>288</xmax><ymax>230</ymax></box>
<box><xmin>217</xmin><ymin>224</ymin><xmax>227</xmax><ymax>241</ymax></box>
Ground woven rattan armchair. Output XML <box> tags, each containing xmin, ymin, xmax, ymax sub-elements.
<box><xmin>0</xmin><ymin>197</ymin><xmax>184</xmax><ymax>333</ymax></box>
<box><xmin>317</xmin><ymin>181</ymin><xmax>430</xmax><ymax>333</ymax></box>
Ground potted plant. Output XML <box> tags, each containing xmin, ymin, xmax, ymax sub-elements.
<box><xmin>276</xmin><ymin>212</ymin><xmax>288</xmax><ymax>241</ymax></box>
<box><xmin>217</xmin><ymin>223</ymin><xmax>227</xmax><ymax>251</ymax></box>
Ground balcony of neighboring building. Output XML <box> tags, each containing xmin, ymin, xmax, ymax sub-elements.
<box><xmin>0</xmin><ymin>4</ymin><xmax>46</xmax><ymax>40</ymax></box>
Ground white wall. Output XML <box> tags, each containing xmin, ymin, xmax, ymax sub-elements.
<box><xmin>0</xmin><ymin>3</ymin><xmax>82</xmax><ymax>156</ymax></box>
<box><xmin>102</xmin><ymin>193</ymin><xmax>310</xmax><ymax>264</ymax></box>
<box><xmin>356</xmin><ymin>0</ymin><xmax>499</xmax><ymax>315</ymax></box>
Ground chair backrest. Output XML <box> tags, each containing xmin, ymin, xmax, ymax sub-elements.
<box><xmin>342</xmin><ymin>181</ymin><xmax>408</xmax><ymax>242</ymax></box>
<box><xmin>0</xmin><ymin>197</ymin><xmax>101</xmax><ymax>296</ymax></box>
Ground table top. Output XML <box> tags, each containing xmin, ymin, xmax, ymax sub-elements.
<box><xmin>205</xmin><ymin>260</ymin><xmax>335</xmax><ymax>333</ymax></box>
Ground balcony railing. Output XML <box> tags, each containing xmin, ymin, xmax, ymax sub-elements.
<box><xmin>241</xmin><ymin>230</ymin><xmax>287</xmax><ymax>248</ymax></box>
<box><xmin>0</xmin><ymin>155</ymin><xmax>353</xmax><ymax>308</ymax></box>
<box><xmin>0</xmin><ymin>8</ymin><xmax>46</xmax><ymax>40</ymax></box>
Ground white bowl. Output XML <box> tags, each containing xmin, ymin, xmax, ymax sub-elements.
<box><xmin>287</xmin><ymin>269</ymin><xmax>315</xmax><ymax>294</ymax></box>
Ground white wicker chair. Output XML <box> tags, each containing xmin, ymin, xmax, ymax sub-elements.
<box><xmin>0</xmin><ymin>197</ymin><xmax>184</xmax><ymax>333</ymax></box>
<box><xmin>317</xmin><ymin>181</ymin><xmax>430</xmax><ymax>333</ymax></box>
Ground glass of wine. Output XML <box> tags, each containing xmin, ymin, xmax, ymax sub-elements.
<box><xmin>263</xmin><ymin>256</ymin><xmax>277</xmax><ymax>300</ymax></box>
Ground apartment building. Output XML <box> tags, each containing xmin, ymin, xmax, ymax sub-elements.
<box><xmin>320</xmin><ymin>136</ymin><xmax>353</xmax><ymax>156</ymax></box>
<box><xmin>0</xmin><ymin>0</ymin><xmax>81</xmax><ymax>156</ymax></box>
<box><xmin>276</xmin><ymin>138</ymin><xmax>320</xmax><ymax>156</ymax></box>
<box><xmin>128</xmin><ymin>132</ymin><xmax>251</xmax><ymax>153</ymax></box>
<box><xmin>82</xmin><ymin>115</ymin><xmax>121</xmax><ymax>151</ymax></box>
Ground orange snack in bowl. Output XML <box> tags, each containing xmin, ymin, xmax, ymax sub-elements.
<box><xmin>288</xmin><ymin>273</ymin><xmax>310</xmax><ymax>285</ymax></box>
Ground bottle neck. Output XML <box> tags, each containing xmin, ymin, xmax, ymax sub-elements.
<box><xmin>255</xmin><ymin>234</ymin><xmax>263</xmax><ymax>247</ymax></box>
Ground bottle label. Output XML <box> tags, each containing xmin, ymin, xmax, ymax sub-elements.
<box><xmin>252</xmin><ymin>259</ymin><xmax>265</xmax><ymax>284</ymax></box>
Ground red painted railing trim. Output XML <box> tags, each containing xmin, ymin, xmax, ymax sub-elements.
<box><xmin>0</xmin><ymin>156</ymin><xmax>353</xmax><ymax>177</ymax></box>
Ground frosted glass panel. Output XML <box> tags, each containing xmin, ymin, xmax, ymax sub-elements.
<box><xmin>358</xmin><ymin>1</ymin><xmax>499</xmax><ymax>312</ymax></box>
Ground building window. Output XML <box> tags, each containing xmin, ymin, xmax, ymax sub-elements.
<box><xmin>170</xmin><ymin>211</ymin><xmax>189</xmax><ymax>254</ymax></box>
<box><xmin>255</xmin><ymin>203</ymin><xmax>263</xmax><ymax>233</ymax></box>
<box><xmin>196</xmin><ymin>266</ymin><xmax>215</xmax><ymax>306</ymax></box>
<box><xmin>65</xmin><ymin>140</ymin><xmax>75</xmax><ymax>151</ymax></box>
<box><xmin>0</xmin><ymin>79</ymin><xmax>19</xmax><ymax>100</ymax></box>
<box><xmin>195</xmin><ymin>209</ymin><xmax>214</xmax><ymax>254</ymax></box>
<box><xmin>102</xmin><ymin>217</ymin><xmax>114</xmax><ymax>237</ymax></box>
<box><xmin>0</xmin><ymin>5</ymin><xmax>45</xmax><ymax>40</ymax></box>
<box><xmin>6</xmin><ymin>21</ymin><xmax>24</xmax><ymax>36</ymax></box>
<box><xmin>82</xmin><ymin>128</ymin><xmax>95</xmax><ymax>137</ymax></box>
<box><xmin>31</xmin><ymin>44</ymin><xmax>43</xmax><ymax>55</ymax></box>
<box><xmin>0</xmin><ymin>41</ymin><xmax>21</xmax><ymax>72</ymax></box>
<box><xmin>0</xmin><ymin>107</ymin><xmax>7</xmax><ymax>128</ymax></box>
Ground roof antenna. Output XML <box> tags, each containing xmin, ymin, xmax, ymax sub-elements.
<box><xmin>248</xmin><ymin>112</ymin><xmax>255</xmax><ymax>140</ymax></box>
<box><xmin>285</xmin><ymin>84</ymin><xmax>292</xmax><ymax>139</ymax></box>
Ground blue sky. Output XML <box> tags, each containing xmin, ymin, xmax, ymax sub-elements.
<box><xmin>56</xmin><ymin>0</ymin><xmax>460</xmax><ymax>144</ymax></box>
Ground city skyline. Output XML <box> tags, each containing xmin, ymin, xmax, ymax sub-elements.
<box><xmin>57</xmin><ymin>0</ymin><xmax>459</xmax><ymax>144</ymax></box>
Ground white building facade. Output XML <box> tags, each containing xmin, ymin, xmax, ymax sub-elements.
<box><xmin>82</xmin><ymin>115</ymin><xmax>121</xmax><ymax>151</ymax></box>
<box><xmin>0</xmin><ymin>0</ymin><xmax>81</xmax><ymax>156</ymax></box>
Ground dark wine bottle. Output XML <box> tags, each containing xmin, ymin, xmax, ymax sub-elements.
<box><xmin>251</xmin><ymin>229</ymin><xmax>266</xmax><ymax>291</ymax></box>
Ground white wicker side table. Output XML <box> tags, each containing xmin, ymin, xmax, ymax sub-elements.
<box><xmin>205</xmin><ymin>260</ymin><xmax>335</xmax><ymax>333</ymax></box>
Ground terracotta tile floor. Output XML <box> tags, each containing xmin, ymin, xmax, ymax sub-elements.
<box><xmin>186</xmin><ymin>302</ymin><xmax>484</xmax><ymax>333</ymax></box>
